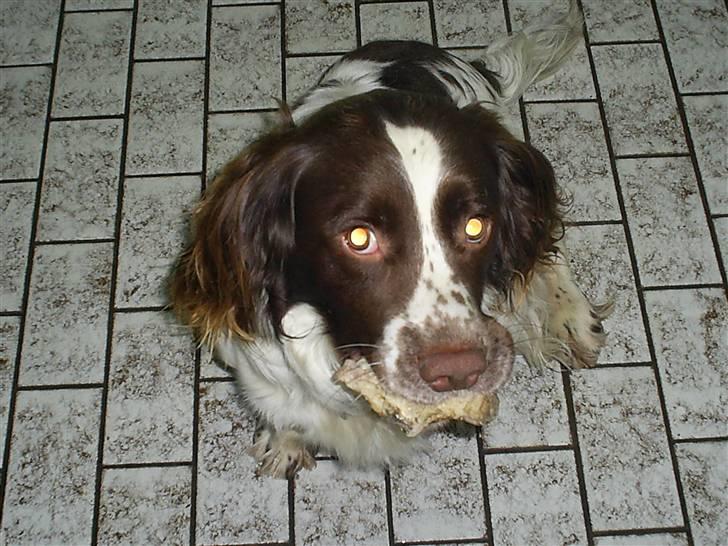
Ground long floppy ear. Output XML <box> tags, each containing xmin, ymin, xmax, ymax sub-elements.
<box><xmin>170</xmin><ymin>130</ymin><xmax>309</xmax><ymax>345</ymax></box>
<box><xmin>491</xmin><ymin>136</ymin><xmax>566</xmax><ymax>291</ymax></box>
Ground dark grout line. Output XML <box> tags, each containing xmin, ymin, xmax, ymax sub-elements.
<box><xmin>426</xmin><ymin>0</ymin><xmax>438</xmax><ymax>47</ymax></box>
<box><xmin>50</xmin><ymin>113</ymin><xmax>125</xmax><ymax>122</ymax></box>
<box><xmin>641</xmin><ymin>283</ymin><xmax>724</xmax><ymax>292</ymax></box>
<box><xmin>124</xmin><ymin>171</ymin><xmax>203</xmax><ymax>179</ymax></box>
<box><xmin>614</xmin><ymin>151</ymin><xmax>691</xmax><ymax>160</ymax></box>
<box><xmin>213</xmin><ymin>0</ymin><xmax>282</xmax><ymax>7</ymax></box>
<box><xmin>384</xmin><ymin>467</ymin><xmax>396</xmax><ymax>546</ymax></box>
<box><xmin>35</xmin><ymin>237</ymin><xmax>115</xmax><ymax>246</ymax></box>
<box><xmin>208</xmin><ymin>107</ymin><xmax>279</xmax><ymax>115</ymax></box>
<box><xmin>397</xmin><ymin>537</ymin><xmax>488</xmax><ymax>545</ymax></box>
<box><xmin>90</xmin><ymin>0</ymin><xmax>139</xmax><ymax>542</ymax></box>
<box><xmin>114</xmin><ymin>304</ymin><xmax>170</xmax><ymax>313</ymax></box>
<box><xmin>592</xmin><ymin>361</ymin><xmax>653</xmax><ymax>368</ymax></box>
<box><xmin>679</xmin><ymin>90</ymin><xmax>728</xmax><ymax>97</ymax></box>
<box><xmin>0</xmin><ymin>0</ymin><xmax>66</xmax><ymax>523</ymax></box>
<box><xmin>589</xmin><ymin>39</ymin><xmax>661</xmax><ymax>47</ymax></box>
<box><xmin>0</xmin><ymin>311</ymin><xmax>22</xmax><ymax>318</ymax></box>
<box><xmin>65</xmin><ymin>8</ymin><xmax>134</xmax><ymax>13</ymax></box>
<box><xmin>562</xmin><ymin>368</ymin><xmax>596</xmax><ymax>546</ymax></box>
<box><xmin>287</xmin><ymin>475</ymin><xmax>297</xmax><ymax>546</ymax></box>
<box><xmin>103</xmin><ymin>460</ymin><xmax>192</xmax><ymax>470</ymax></box>
<box><xmin>524</xmin><ymin>97</ymin><xmax>597</xmax><ymax>105</ymax></box>
<box><xmin>354</xmin><ymin>0</ymin><xmax>363</xmax><ymax>48</ymax></box>
<box><xmin>475</xmin><ymin>428</ymin><xmax>495</xmax><ymax>546</ymax></box>
<box><xmin>649</xmin><ymin>0</ymin><xmax>728</xmax><ymax>299</ymax></box>
<box><xmin>0</xmin><ymin>178</ymin><xmax>37</xmax><ymax>185</ymax></box>
<box><xmin>17</xmin><ymin>382</ymin><xmax>104</xmax><ymax>391</ymax></box>
<box><xmin>280</xmin><ymin>0</ymin><xmax>288</xmax><ymax>114</ymax></box>
<box><xmin>0</xmin><ymin>62</ymin><xmax>55</xmax><ymax>69</ymax></box>
<box><xmin>285</xmin><ymin>50</ymin><xmax>348</xmax><ymax>59</ymax></box>
<box><xmin>134</xmin><ymin>55</ymin><xmax>206</xmax><ymax>63</ymax></box>
<box><xmin>482</xmin><ymin>443</ymin><xmax>573</xmax><ymax>456</ymax></box>
<box><xmin>673</xmin><ymin>435</ymin><xmax>728</xmax><ymax>444</ymax></box>
<box><xmin>592</xmin><ymin>526</ymin><xmax>688</xmax><ymax>537</ymax></box>
<box><xmin>565</xmin><ymin>219</ymin><xmax>623</xmax><ymax>227</ymax></box>
<box><xmin>712</xmin><ymin>213</ymin><xmax>728</xmax><ymax>219</ymax></box>
<box><xmin>199</xmin><ymin>375</ymin><xmax>236</xmax><ymax>383</ymax></box>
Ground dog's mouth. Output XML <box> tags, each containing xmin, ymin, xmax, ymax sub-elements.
<box><xmin>335</xmin><ymin>319</ymin><xmax>515</xmax><ymax>408</ymax></box>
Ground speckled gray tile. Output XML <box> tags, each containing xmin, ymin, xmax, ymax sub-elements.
<box><xmin>98</xmin><ymin>466</ymin><xmax>192</xmax><ymax>545</ymax></box>
<box><xmin>66</xmin><ymin>0</ymin><xmax>133</xmax><ymax>9</ymax></box>
<box><xmin>683</xmin><ymin>94</ymin><xmax>728</xmax><ymax>215</ymax></box>
<box><xmin>0</xmin><ymin>182</ymin><xmax>35</xmax><ymax>312</ymax></box>
<box><xmin>571</xmin><ymin>366</ymin><xmax>682</xmax><ymax>530</ymax></box>
<box><xmin>676</xmin><ymin>441</ymin><xmax>728</xmax><ymax>546</ymax></box>
<box><xmin>594</xmin><ymin>533</ymin><xmax>689</xmax><ymax>546</ymax></box>
<box><xmin>20</xmin><ymin>243</ymin><xmax>112</xmax><ymax>386</ymax></box>
<box><xmin>135</xmin><ymin>0</ymin><xmax>207</xmax><ymax>60</ymax></box>
<box><xmin>564</xmin><ymin>224</ymin><xmax>650</xmax><ymax>364</ymax></box>
<box><xmin>210</xmin><ymin>5</ymin><xmax>281</xmax><ymax>111</ymax></box>
<box><xmin>295</xmin><ymin>461</ymin><xmax>388</xmax><ymax>545</ymax></box>
<box><xmin>1</xmin><ymin>388</ymin><xmax>100</xmax><ymax>545</ymax></box>
<box><xmin>582</xmin><ymin>0</ymin><xmax>657</xmax><ymax>42</ymax></box>
<box><xmin>0</xmin><ymin>66</ymin><xmax>51</xmax><ymax>180</ymax></box>
<box><xmin>285</xmin><ymin>0</ymin><xmax>355</xmax><ymax>54</ymax></box>
<box><xmin>618</xmin><ymin>157</ymin><xmax>720</xmax><ymax>286</ymax></box>
<box><xmin>511</xmin><ymin>0</ymin><xmax>595</xmax><ymax>101</ymax></box>
<box><xmin>200</xmin><ymin>343</ymin><xmax>232</xmax><ymax>379</ymax></box>
<box><xmin>197</xmin><ymin>381</ymin><xmax>289</xmax><ymax>544</ymax></box>
<box><xmin>486</xmin><ymin>450</ymin><xmax>587</xmax><ymax>546</ymax></box>
<box><xmin>0</xmin><ymin>316</ymin><xmax>20</xmax><ymax>468</ymax></box>
<box><xmin>645</xmin><ymin>289</ymin><xmax>727</xmax><ymax>440</ymax></box>
<box><xmin>126</xmin><ymin>60</ymin><xmax>204</xmax><ymax>175</ymax></box>
<box><xmin>656</xmin><ymin>0</ymin><xmax>728</xmax><ymax>93</ymax></box>
<box><xmin>0</xmin><ymin>0</ymin><xmax>60</xmax><ymax>65</ymax></box>
<box><xmin>286</xmin><ymin>54</ymin><xmax>340</xmax><ymax>104</ymax></box>
<box><xmin>105</xmin><ymin>311</ymin><xmax>195</xmax><ymax>464</ymax></box>
<box><xmin>526</xmin><ymin>102</ymin><xmax>620</xmax><ymax>222</ymax></box>
<box><xmin>360</xmin><ymin>2</ymin><xmax>432</xmax><ymax>44</ymax></box>
<box><xmin>592</xmin><ymin>44</ymin><xmax>685</xmax><ymax>155</ymax></box>
<box><xmin>52</xmin><ymin>11</ymin><xmax>131</xmax><ymax>117</ymax></box>
<box><xmin>715</xmin><ymin>217</ymin><xmax>728</xmax><ymax>272</ymax></box>
<box><xmin>116</xmin><ymin>175</ymin><xmax>200</xmax><ymax>307</ymax></box>
<box><xmin>37</xmin><ymin>120</ymin><xmax>122</xmax><ymax>241</ymax></box>
<box><xmin>433</xmin><ymin>0</ymin><xmax>505</xmax><ymax>48</ymax></box>
<box><xmin>206</xmin><ymin>112</ymin><xmax>271</xmax><ymax>181</ymax></box>
<box><xmin>390</xmin><ymin>431</ymin><xmax>485</xmax><ymax>542</ymax></box>
<box><xmin>482</xmin><ymin>357</ymin><xmax>570</xmax><ymax>448</ymax></box>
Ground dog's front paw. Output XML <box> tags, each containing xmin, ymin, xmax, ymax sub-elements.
<box><xmin>549</xmin><ymin>290</ymin><xmax>614</xmax><ymax>369</ymax></box>
<box><xmin>247</xmin><ymin>427</ymin><xmax>316</xmax><ymax>479</ymax></box>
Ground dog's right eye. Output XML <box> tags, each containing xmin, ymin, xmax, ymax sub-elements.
<box><xmin>345</xmin><ymin>226</ymin><xmax>379</xmax><ymax>255</ymax></box>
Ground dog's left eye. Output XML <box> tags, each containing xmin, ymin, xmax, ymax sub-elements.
<box><xmin>345</xmin><ymin>226</ymin><xmax>379</xmax><ymax>255</ymax></box>
<box><xmin>464</xmin><ymin>216</ymin><xmax>490</xmax><ymax>243</ymax></box>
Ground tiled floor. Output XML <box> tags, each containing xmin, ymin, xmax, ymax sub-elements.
<box><xmin>0</xmin><ymin>0</ymin><xmax>726</xmax><ymax>545</ymax></box>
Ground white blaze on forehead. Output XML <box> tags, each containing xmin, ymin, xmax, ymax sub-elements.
<box><xmin>384</xmin><ymin>122</ymin><xmax>442</xmax><ymax>230</ymax></box>
<box><xmin>381</xmin><ymin>122</ymin><xmax>475</xmax><ymax>371</ymax></box>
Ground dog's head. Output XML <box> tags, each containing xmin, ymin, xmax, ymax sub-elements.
<box><xmin>172</xmin><ymin>90</ymin><xmax>562</xmax><ymax>405</ymax></box>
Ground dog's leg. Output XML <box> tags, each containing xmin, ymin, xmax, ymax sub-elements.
<box><xmin>502</xmin><ymin>251</ymin><xmax>612</xmax><ymax>369</ymax></box>
<box><xmin>248</xmin><ymin>422</ymin><xmax>317</xmax><ymax>479</ymax></box>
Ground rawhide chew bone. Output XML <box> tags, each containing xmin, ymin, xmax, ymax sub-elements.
<box><xmin>334</xmin><ymin>358</ymin><xmax>499</xmax><ymax>437</ymax></box>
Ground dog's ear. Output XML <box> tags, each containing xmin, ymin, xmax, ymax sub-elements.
<box><xmin>491</xmin><ymin>135</ymin><xmax>565</xmax><ymax>291</ymax></box>
<box><xmin>170</xmin><ymin>130</ymin><xmax>309</xmax><ymax>344</ymax></box>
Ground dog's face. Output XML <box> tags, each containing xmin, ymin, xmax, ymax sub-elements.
<box><xmin>173</xmin><ymin>90</ymin><xmax>561</xmax><ymax>405</ymax></box>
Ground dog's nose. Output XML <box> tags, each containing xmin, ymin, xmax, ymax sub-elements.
<box><xmin>419</xmin><ymin>350</ymin><xmax>487</xmax><ymax>392</ymax></box>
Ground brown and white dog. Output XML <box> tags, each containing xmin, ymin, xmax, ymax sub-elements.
<box><xmin>171</xmin><ymin>1</ymin><xmax>610</xmax><ymax>478</ymax></box>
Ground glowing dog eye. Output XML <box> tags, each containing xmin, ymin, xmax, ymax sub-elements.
<box><xmin>464</xmin><ymin>217</ymin><xmax>488</xmax><ymax>243</ymax></box>
<box><xmin>346</xmin><ymin>227</ymin><xmax>379</xmax><ymax>254</ymax></box>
